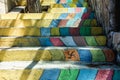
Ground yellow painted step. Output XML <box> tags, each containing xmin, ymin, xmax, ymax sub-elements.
<box><xmin>0</xmin><ymin>49</ymin><xmax>52</xmax><ymax>61</ymax></box>
<box><xmin>0</xmin><ymin>19</ymin><xmax>53</xmax><ymax>27</ymax></box>
<box><xmin>15</xmin><ymin>0</ymin><xmax>26</xmax><ymax>6</ymax></box>
<box><xmin>15</xmin><ymin>0</ymin><xmax>74</xmax><ymax>6</ymax></box>
<box><xmin>0</xmin><ymin>19</ymin><xmax>82</xmax><ymax>28</ymax></box>
<box><xmin>48</xmin><ymin>8</ymin><xmax>68</xmax><ymax>13</ymax></box>
<box><xmin>0</xmin><ymin>13</ymin><xmax>62</xmax><ymax>19</ymax></box>
<box><xmin>50</xmin><ymin>4</ymin><xmax>64</xmax><ymax>8</ymax></box>
<box><xmin>41</xmin><ymin>0</ymin><xmax>56</xmax><ymax>6</ymax></box>
<box><xmin>15</xmin><ymin>0</ymin><xmax>69</xmax><ymax>6</ymax></box>
<box><xmin>0</xmin><ymin>69</ymin><xmax>43</xmax><ymax>80</ymax></box>
<box><xmin>50</xmin><ymin>3</ymin><xmax>77</xmax><ymax>8</ymax></box>
<box><xmin>0</xmin><ymin>28</ymin><xmax>41</xmax><ymax>36</ymax></box>
<box><xmin>15</xmin><ymin>0</ymin><xmax>55</xmax><ymax>6</ymax></box>
<box><xmin>0</xmin><ymin>37</ymin><xmax>40</xmax><ymax>47</ymax></box>
<box><xmin>41</xmin><ymin>0</ymin><xmax>73</xmax><ymax>6</ymax></box>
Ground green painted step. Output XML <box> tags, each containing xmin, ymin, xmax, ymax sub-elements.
<box><xmin>0</xmin><ymin>47</ymin><xmax>115</xmax><ymax>62</ymax></box>
<box><xmin>80</xmin><ymin>19</ymin><xmax>98</xmax><ymax>27</ymax></box>
<box><xmin>0</xmin><ymin>27</ymin><xmax>103</xmax><ymax>36</ymax></box>
<box><xmin>0</xmin><ymin>36</ymin><xmax>106</xmax><ymax>47</ymax></box>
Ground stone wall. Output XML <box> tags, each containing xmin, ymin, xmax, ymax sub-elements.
<box><xmin>89</xmin><ymin>0</ymin><xmax>120</xmax><ymax>48</ymax></box>
<box><xmin>7</xmin><ymin>0</ymin><xmax>16</xmax><ymax>12</ymax></box>
<box><xmin>89</xmin><ymin>0</ymin><xmax>120</xmax><ymax>34</ymax></box>
<box><xmin>89</xmin><ymin>0</ymin><xmax>120</xmax><ymax>64</ymax></box>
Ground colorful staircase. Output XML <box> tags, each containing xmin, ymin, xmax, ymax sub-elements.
<box><xmin>0</xmin><ymin>0</ymin><xmax>120</xmax><ymax>80</ymax></box>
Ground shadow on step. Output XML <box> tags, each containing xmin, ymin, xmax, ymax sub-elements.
<box><xmin>19</xmin><ymin>47</ymin><xmax>47</xmax><ymax>80</ymax></box>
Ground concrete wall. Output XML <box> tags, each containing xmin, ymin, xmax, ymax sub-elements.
<box><xmin>7</xmin><ymin>0</ymin><xmax>16</xmax><ymax>12</ymax></box>
<box><xmin>0</xmin><ymin>0</ymin><xmax>6</xmax><ymax>13</ymax></box>
<box><xmin>0</xmin><ymin>0</ymin><xmax>16</xmax><ymax>13</ymax></box>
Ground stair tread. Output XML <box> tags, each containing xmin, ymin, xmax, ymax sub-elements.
<box><xmin>0</xmin><ymin>46</ymin><xmax>113</xmax><ymax>50</ymax></box>
<box><xmin>0</xmin><ymin>61</ymin><xmax>119</xmax><ymax>69</ymax></box>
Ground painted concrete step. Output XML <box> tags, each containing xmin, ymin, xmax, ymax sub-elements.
<box><xmin>0</xmin><ymin>65</ymin><xmax>119</xmax><ymax>80</ymax></box>
<box><xmin>0</xmin><ymin>10</ymin><xmax>95</xmax><ymax>19</ymax></box>
<box><xmin>50</xmin><ymin>2</ymin><xmax>86</xmax><ymax>8</ymax></box>
<box><xmin>16</xmin><ymin>0</ymin><xmax>87</xmax><ymax>6</ymax></box>
<box><xmin>0</xmin><ymin>19</ymin><xmax>80</xmax><ymax>28</ymax></box>
<box><xmin>41</xmin><ymin>0</ymin><xmax>88</xmax><ymax>6</ymax></box>
<box><xmin>0</xmin><ymin>61</ymin><xmax>119</xmax><ymax>80</ymax></box>
<box><xmin>48</xmin><ymin>7</ymin><xmax>87</xmax><ymax>13</ymax></box>
<box><xmin>15</xmin><ymin>0</ymin><xmax>61</xmax><ymax>6</ymax></box>
<box><xmin>0</xmin><ymin>47</ymin><xmax>115</xmax><ymax>62</ymax></box>
<box><xmin>41</xmin><ymin>0</ymin><xmax>73</xmax><ymax>6</ymax></box>
<box><xmin>0</xmin><ymin>61</ymin><xmax>119</xmax><ymax>69</ymax></box>
<box><xmin>1</xmin><ymin>8</ymin><xmax>93</xmax><ymax>20</ymax></box>
<box><xmin>80</xmin><ymin>19</ymin><xmax>98</xmax><ymax>27</ymax></box>
<box><xmin>50</xmin><ymin>3</ymin><xmax>78</xmax><ymax>8</ymax></box>
<box><xmin>41</xmin><ymin>0</ymin><xmax>77</xmax><ymax>6</ymax></box>
<box><xmin>0</xmin><ymin>36</ymin><xmax>106</xmax><ymax>47</ymax></box>
<box><xmin>0</xmin><ymin>13</ymin><xmax>84</xmax><ymax>19</ymax></box>
<box><xmin>0</xmin><ymin>19</ymin><xmax>97</xmax><ymax>28</ymax></box>
<box><xmin>0</xmin><ymin>27</ymin><xmax>103</xmax><ymax>37</ymax></box>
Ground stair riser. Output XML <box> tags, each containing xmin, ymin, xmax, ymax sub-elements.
<box><xmin>0</xmin><ymin>36</ymin><xmax>106</xmax><ymax>47</ymax></box>
<box><xmin>0</xmin><ymin>48</ymin><xmax>114</xmax><ymax>62</ymax></box>
<box><xmin>0</xmin><ymin>27</ymin><xmax>103</xmax><ymax>36</ymax></box>
<box><xmin>0</xmin><ymin>69</ymin><xmax>119</xmax><ymax>80</ymax></box>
